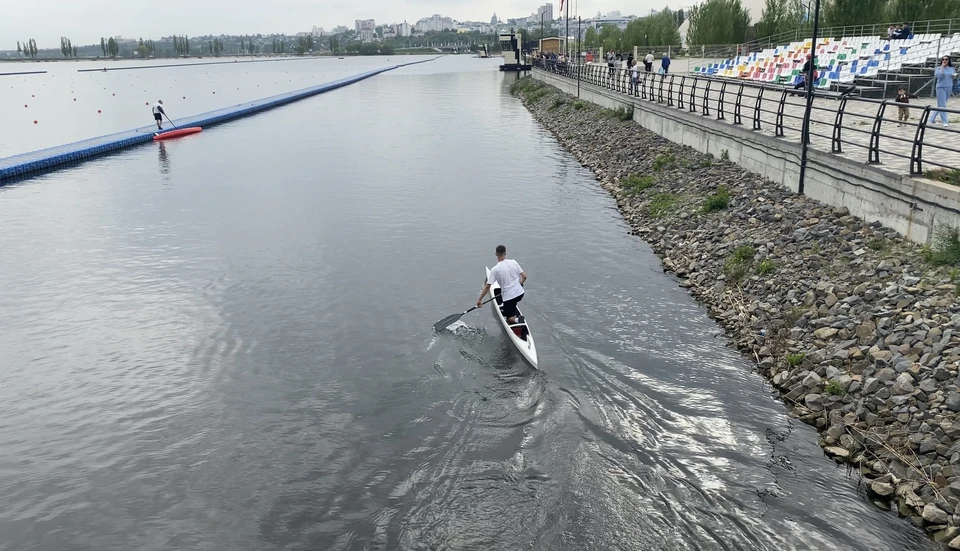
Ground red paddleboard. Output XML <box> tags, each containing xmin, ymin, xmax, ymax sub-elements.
<box><xmin>153</xmin><ymin>127</ymin><xmax>202</xmax><ymax>141</ymax></box>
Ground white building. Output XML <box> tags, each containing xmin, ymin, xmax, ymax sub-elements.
<box><xmin>334</xmin><ymin>26</ymin><xmax>349</xmax><ymax>34</ymax></box>
<box><xmin>311</xmin><ymin>26</ymin><xmax>326</xmax><ymax>37</ymax></box>
<box><xmin>355</xmin><ymin>19</ymin><xmax>376</xmax><ymax>32</ymax></box>
<box><xmin>416</xmin><ymin>14</ymin><xmax>455</xmax><ymax>33</ymax></box>
<box><xmin>540</xmin><ymin>3</ymin><xmax>554</xmax><ymax>22</ymax></box>
<box><xmin>399</xmin><ymin>21</ymin><xmax>412</xmax><ymax>37</ymax></box>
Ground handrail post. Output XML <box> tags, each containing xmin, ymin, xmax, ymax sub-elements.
<box><xmin>690</xmin><ymin>77</ymin><xmax>698</xmax><ymax>113</ymax></box>
<box><xmin>753</xmin><ymin>86</ymin><xmax>765</xmax><ymax>130</ymax></box>
<box><xmin>718</xmin><ymin>81</ymin><xmax>727</xmax><ymax>120</ymax></box>
<box><xmin>734</xmin><ymin>83</ymin><xmax>745</xmax><ymax>125</ymax></box>
<box><xmin>702</xmin><ymin>79</ymin><xmax>712</xmax><ymax>116</ymax></box>
<box><xmin>832</xmin><ymin>97</ymin><xmax>848</xmax><ymax>153</ymax></box>
<box><xmin>677</xmin><ymin>76</ymin><xmax>685</xmax><ymax>109</ymax></box>
<box><xmin>775</xmin><ymin>89</ymin><xmax>787</xmax><ymax>137</ymax></box>
<box><xmin>868</xmin><ymin>101</ymin><xmax>888</xmax><ymax>164</ymax></box>
<box><xmin>910</xmin><ymin>107</ymin><xmax>931</xmax><ymax>175</ymax></box>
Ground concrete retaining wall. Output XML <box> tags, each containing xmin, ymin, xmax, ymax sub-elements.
<box><xmin>532</xmin><ymin>68</ymin><xmax>960</xmax><ymax>244</ymax></box>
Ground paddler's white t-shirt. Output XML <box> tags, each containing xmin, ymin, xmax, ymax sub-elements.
<box><xmin>488</xmin><ymin>259</ymin><xmax>524</xmax><ymax>302</ymax></box>
<box><xmin>152</xmin><ymin>103</ymin><xmax>163</xmax><ymax>115</ymax></box>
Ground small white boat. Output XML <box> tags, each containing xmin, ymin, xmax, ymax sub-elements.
<box><xmin>485</xmin><ymin>267</ymin><xmax>538</xmax><ymax>368</ymax></box>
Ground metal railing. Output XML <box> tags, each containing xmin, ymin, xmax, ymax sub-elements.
<box><xmin>533</xmin><ymin>59</ymin><xmax>960</xmax><ymax>177</ymax></box>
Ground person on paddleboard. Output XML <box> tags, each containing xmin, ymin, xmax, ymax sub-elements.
<box><xmin>152</xmin><ymin>100</ymin><xmax>166</xmax><ymax>130</ymax></box>
<box><xmin>477</xmin><ymin>245</ymin><xmax>527</xmax><ymax>325</ymax></box>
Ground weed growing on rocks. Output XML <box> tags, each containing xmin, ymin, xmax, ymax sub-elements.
<box><xmin>785</xmin><ymin>352</ymin><xmax>805</xmax><ymax>367</ymax></box>
<box><xmin>653</xmin><ymin>151</ymin><xmax>676</xmax><ymax>171</ymax></box>
<box><xmin>648</xmin><ymin>193</ymin><xmax>678</xmax><ymax>218</ymax></box>
<box><xmin>573</xmin><ymin>101</ymin><xmax>586</xmax><ymax>110</ymax></box>
<box><xmin>755</xmin><ymin>259</ymin><xmax>777</xmax><ymax>275</ymax></box>
<box><xmin>701</xmin><ymin>185</ymin><xmax>730</xmax><ymax>213</ymax></box>
<box><xmin>603</xmin><ymin>105</ymin><xmax>634</xmax><ymax>121</ymax></box>
<box><xmin>824</xmin><ymin>380</ymin><xmax>845</xmax><ymax>396</ymax></box>
<box><xmin>549</xmin><ymin>97</ymin><xmax>566</xmax><ymax>111</ymax></box>
<box><xmin>724</xmin><ymin>245</ymin><xmax>757</xmax><ymax>282</ymax></box>
<box><xmin>720</xmin><ymin>149</ymin><xmax>730</xmax><ymax>161</ymax></box>
<box><xmin>623</xmin><ymin>174</ymin><xmax>655</xmax><ymax>195</ymax></box>
<box><xmin>922</xmin><ymin>225</ymin><xmax>960</xmax><ymax>266</ymax></box>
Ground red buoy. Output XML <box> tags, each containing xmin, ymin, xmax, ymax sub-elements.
<box><xmin>97</xmin><ymin>110</ymin><xmax>101</xmax><ymax>113</ymax></box>
<box><xmin>33</xmin><ymin>120</ymin><xmax>37</xmax><ymax>124</ymax></box>
<box><xmin>24</xmin><ymin>104</ymin><xmax>27</xmax><ymax>108</ymax></box>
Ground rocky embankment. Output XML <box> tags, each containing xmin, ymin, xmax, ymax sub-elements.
<box><xmin>512</xmin><ymin>76</ymin><xmax>960</xmax><ymax>544</ymax></box>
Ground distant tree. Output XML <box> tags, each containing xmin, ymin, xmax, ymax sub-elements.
<box><xmin>108</xmin><ymin>37</ymin><xmax>118</xmax><ymax>58</ymax></box>
<box><xmin>584</xmin><ymin>26</ymin><xmax>598</xmax><ymax>49</ymax></box>
<box><xmin>598</xmin><ymin>23</ymin><xmax>623</xmax><ymax>52</ymax></box>
<box><xmin>624</xmin><ymin>8</ymin><xmax>682</xmax><ymax>49</ymax></box>
<box><xmin>101</xmin><ymin>37</ymin><xmax>106</xmax><ymax>56</ymax></box>
<box><xmin>17</xmin><ymin>41</ymin><xmax>22</xmax><ymax>56</ymax></box>
<box><xmin>29</xmin><ymin>39</ymin><xmax>37</xmax><ymax>58</ymax></box>
<box><xmin>676</xmin><ymin>9</ymin><xmax>686</xmax><ymax>27</ymax></box>
<box><xmin>756</xmin><ymin>0</ymin><xmax>804</xmax><ymax>39</ymax></box>
<box><xmin>360</xmin><ymin>42</ymin><xmax>380</xmax><ymax>55</ymax></box>
<box><xmin>72</xmin><ymin>45</ymin><xmax>77</xmax><ymax>58</ymax></box>
<box><xmin>379</xmin><ymin>43</ymin><xmax>394</xmax><ymax>55</ymax></box>
<box><xmin>821</xmin><ymin>0</ymin><xmax>887</xmax><ymax>27</ymax></box>
<box><xmin>687</xmin><ymin>0</ymin><xmax>750</xmax><ymax>45</ymax></box>
<box><xmin>329</xmin><ymin>35</ymin><xmax>340</xmax><ymax>54</ymax></box>
<box><xmin>888</xmin><ymin>0</ymin><xmax>960</xmax><ymax>21</ymax></box>
<box><xmin>240</xmin><ymin>38</ymin><xmax>245</xmax><ymax>54</ymax></box>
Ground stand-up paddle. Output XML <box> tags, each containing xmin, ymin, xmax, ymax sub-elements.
<box><xmin>163</xmin><ymin>114</ymin><xmax>177</xmax><ymax>129</ymax></box>
<box><xmin>433</xmin><ymin>296</ymin><xmax>498</xmax><ymax>332</ymax></box>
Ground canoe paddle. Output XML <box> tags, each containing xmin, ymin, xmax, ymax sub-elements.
<box><xmin>164</xmin><ymin>113</ymin><xmax>177</xmax><ymax>129</ymax></box>
<box><xmin>433</xmin><ymin>295</ymin><xmax>498</xmax><ymax>332</ymax></box>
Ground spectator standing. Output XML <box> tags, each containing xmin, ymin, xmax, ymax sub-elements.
<box><xmin>933</xmin><ymin>56</ymin><xmax>956</xmax><ymax>127</ymax></box>
<box><xmin>629</xmin><ymin>60</ymin><xmax>639</xmax><ymax>95</ymax></box>
<box><xmin>661</xmin><ymin>53</ymin><xmax>671</xmax><ymax>75</ymax></box>
<box><xmin>644</xmin><ymin>51</ymin><xmax>654</xmax><ymax>72</ymax></box>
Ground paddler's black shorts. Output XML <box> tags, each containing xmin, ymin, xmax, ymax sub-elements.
<box><xmin>154</xmin><ymin>113</ymin><xmax>162</xmax><ymax>121</ymax></box>
<box><xmin>501</xmin><ymin>293</ymin><xmax>524</xmax><ymax>319</ymax></box>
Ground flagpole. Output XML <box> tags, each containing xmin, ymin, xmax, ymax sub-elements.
<box><xmin>564</xmin><ymin>0</ymin><xmax>570</xmax><ymax>58</ymax></box>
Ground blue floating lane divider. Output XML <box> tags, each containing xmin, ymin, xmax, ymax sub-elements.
<box><xmin>0</xmin><ymin>70</ymin><xmax>47</xmax><ymax>76</ymax></box>
<box><xmin>0</xmin><ymin>57</ymin><xmax>437</xmax><ymax>185</ymax></box>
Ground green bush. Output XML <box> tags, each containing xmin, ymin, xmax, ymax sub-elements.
<box><xmin>724</xmin><ymin>244</ymin><xmax>757</xmax><ymax>283</ymax></box>
<box><xmin>720</xmin><ymin>149</ymin><xmax>730</xmax><ymax>161</ymax></box>
<box><xmin>755</xmin><ymin>259</ymin><xmax>777</xmax><ymax>275</ymax></box>
<box><xmin>549</xmin><ymin>97</ymin><xmax>566</xmax><ymax>110</ymax></box>
<box><xmin>648</xmin><ymin>193</ymin><xmax>678</xmax><ymax>218</ymax></box>
<box><xmin>922</xmin><ymin>225</ymin><xmax>960</xmax><ymax>266</ymax></box>
<box><xmin>926</xmin><ymin>168</ymin><xmax>960</xmax><ymax>187</ymax></box>
<box><xmin>526</xmin><ymin>88</ymin><xmax>549</xmax><ymax>102</ymax></box>
<box><xmin>510</xmin><ymin>76</ymin><xmax>542</xmax><ymax>95</ymax></box>
<box><xmin>867</xmin><ymin>238</ymin><xmax>889</xmax><ymax>252</ymax></box>
<box><xmin>785</xmin><ymin>352</ymin><xmax>805</xmax><ymax>367</ymax></box>
<box><xmin>824</xmin><ymin>380</ymin><xmax>845</xmax><ymax>396</ymax></box>
<box><xmin>602</xmin><ymin>105</ymin><xmax>633</xmax><ymax>121</ymax></box>
<box><xmin>701</xmin><ymin>185</ymin><xmax>730</xmax><ymax>213</ymax></box>
<box><xmin>573</xmin><ymin>101</ymin><xmax>586</xmax><ymax>110</ymax></box>
<box><xmin>623</xmin><ymin>174</ymin><xmax>655</xmax><ymax>195</ymax></box>
<box><xmin>653</xmin><ymin>151</ymin><xmax>676</xmax><ymax>171</ymax></box>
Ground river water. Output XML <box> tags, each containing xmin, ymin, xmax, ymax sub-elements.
<box><xmin>0</xmin><ymin>55</ymin><xmax>939</xmax><ymax>550</ymax></box>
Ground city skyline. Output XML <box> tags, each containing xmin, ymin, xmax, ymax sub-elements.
<box><xmin>2</xmin><ymin>0</ymin><xmax>703</xmax><ymax>46</ymax></box>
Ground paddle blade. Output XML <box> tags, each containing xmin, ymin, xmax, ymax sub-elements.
<box><xmin>433</xmin><ymin>313</ymin><xmax>464</xmax><ymax>332</ymax></box>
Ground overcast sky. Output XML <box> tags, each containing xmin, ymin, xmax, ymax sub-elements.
<box><xmin>3</xmin><ymin>0</ymin><xmax>698</xmax><ymax>47</ymax></box>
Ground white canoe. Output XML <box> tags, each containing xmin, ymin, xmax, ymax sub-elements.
<box><xmin>485</xmin><ymin>266</ymin><xmax>538</xmax><ymax>368</ymax></box>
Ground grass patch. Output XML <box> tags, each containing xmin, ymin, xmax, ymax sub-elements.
<box><xmin>755</xmin><ymin>259</ymin><xmax>777</xmax><ymax>275</ymax></box>
<box><xmin>724</xmin><ymin>244</ymin><xmax>757</xmax><ymax>283</ymax></box>
<box><xmin>926</xmin><ymin>168</ymin><xmax>960</xmax><ymax>187</ymax></box>
<box><xmin>602</xmin><ymin>105</ymin><xmax>634</xmax><ymax>121</ymax></box>
<box><xmin>549</xmin><ymin>97</ymin><xmax>566</xmax><ymax>110</ymax></box>
<box><xmin>867</xmin><ymin>238</ymin><xmax>889</xmax><ymax>252</ymax></box>
<box><xmin>699</xmin><ymin>153</ymin><xmax>715</xmax><ymax>168</ymax></box>
<box><xmin>526</xmin><ymin>87</ymin><xmax>549</xmax><ymax>102</ymax></box>
<box><xmin>623</xmin><ymin>174</ymin><xmax>656</xmax><ymax>195</ymax></box>
<box><xmin>701</xmin><ymin>185</ymin><xmax>730</xmax><ymax>213</ymax></box>
<box><xmin>950</xmin><ymin>268</ymin><xmax>959</xmax><ymax>283</ymax></box>
<box><xmin>785</xmin><ymin>352</ymin><xmax>805</xmax><ymax>367</ymax></box>
<box><xmin>509</xmin><ymin>76</ymin><xmax>543</xmax><ymax>96</ymax></box>
<box><xmin>824</xmin><ymin>380</ymin><xmax>845</xmax><ymax>396</ymax></box>
<box><xmin>653</xmin><ymin>151</ymin><xmax>676</xmax><ymax>171</ymax></box>
<box><xmin>648</xmin><ymin>193</ymin><xmax>679</xmax><ymax>218</ymax></box>
<box><xmin>922</xmin><ymin>225</ymin><xmax>960</xmax><ymax>266</ymax></box>
<box><xmin>572</xmin><ymin>100</ymin><xmax>586</xmax><ymax>110</ymax></box>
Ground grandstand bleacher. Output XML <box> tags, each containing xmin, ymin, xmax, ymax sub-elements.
<box><xmin>692</xmin><ymin>32</ymin><xmax>960</xmax><ymax>98</ymax></box>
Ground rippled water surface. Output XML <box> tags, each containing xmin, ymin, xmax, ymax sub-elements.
<box><xmin>0</xmin><ymin>56</ymin><xmax>939</xmax><ymax>550</ymax></box>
